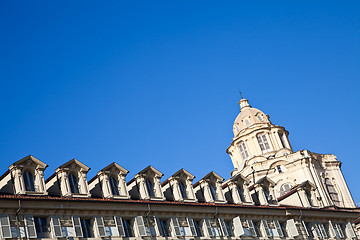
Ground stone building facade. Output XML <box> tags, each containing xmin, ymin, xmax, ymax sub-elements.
<box><xmin>0</xmin><ymin>98</ymin><xmax>358</xmax><ymax>240</ymax></box>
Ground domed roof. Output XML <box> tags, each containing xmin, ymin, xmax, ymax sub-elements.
<box><xmin>233</xmin><ymin>99</ymin><xmax>271</xmax><ymax>136</ymax></box>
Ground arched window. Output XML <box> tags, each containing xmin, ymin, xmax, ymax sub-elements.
<box><xmin>257</xmin><ymin>134</ymin><xmax>270</xmax><ymax>152</ymax></box>
<box><xmin>325</xmin><ymin>178</ymin><xmax>340</xmax><ymax>205</ymax></box>
<box><xmin>257</xmin><ymin>114</ymin><xmax>264</xmax><ymax>122</ymax></box>
<box><xmin>244</xmin><ymin>119</ymin><xmax>250</xmax><ymax>126</ymax></box>
<box><xmin>237</xmin><ymin>142</ymin><xmax>249</xmax><ymax>160</ymax></box>
<box><xmin>209</xmin><ymin>183</ymin><xmax>218</xmax><ymax>201</ymax></box>
<box><xmin>279</xmin><ymin>183</ymin><xmax>292</xmax><ymax>196</ymax></box>
<box><xmin>146</xmin><ymin>179</ymin><xmax>155</xmax><ymax>197</ymax></box>
<box><xmin>23</xmin><ymin>170</ymin><xmax>35</xmax><ymax>191</ymax></box>
<box><xmin>178</xmin><ymin>181</ymin><xmax>187</xmax><ymax>199</ymax></box>
<box><xmin>68</xmin><ymin>173</ymin><xmax>79</xmax><ymax>194</ymax></box>
<box><xmin>109</xmin><ymin>176</ymin><xmax>120</xmax><ymax>196</ymax></box>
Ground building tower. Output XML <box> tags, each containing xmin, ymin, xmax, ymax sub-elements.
<box><xmin>227</xmin><ymin>98</ymin><xmax>356</xmax><ymax>208</ymax></box>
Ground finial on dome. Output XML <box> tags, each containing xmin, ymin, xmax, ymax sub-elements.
<box><xmin>238</xmin><ymin>98</ymin><xmax>250</xmax><ymax>110</ymax></box>
<box><xmin>238</xmin><ymin>91</ymin><xmax>243</xmax><ymax>99</ymax></box>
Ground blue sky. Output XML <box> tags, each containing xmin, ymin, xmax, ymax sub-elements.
<box><xmin>0</xmin><ymin>1</ymin><xmax>359</xmax><ymax>204</ymax></box>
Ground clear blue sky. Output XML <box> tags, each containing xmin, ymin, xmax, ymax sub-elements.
<box><xmin>1</xmin><ymin>1</ymin><xmax>359</xmax><ymax>204</ymax></box>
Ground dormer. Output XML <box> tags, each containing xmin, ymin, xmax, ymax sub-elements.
<box><xmin>127</xmin><ymin>166</ymin><xmax>165</xmax><ymax>201</ymax></box>
<box><xmin>46</xmin><ymin>159</ymin><xmax>91</xmax><ymax>198</ymax></box>
<box><xmin>0</xmin><ymin>155</ymin><xmax>48</xmax><ymax>195</ymax></box>
<box><xmin>162</xmin><ymin>168</ymin><xmax>197</xmax><ymax>202</ymax></box>
<box><xmin>223</xmin><ymin>173</ymin><xmax>253</xmax><ymax>205</ymax></box>
<box><xmin>193</xmin><ymin>171</ymin><xmax>226</xmax><ymax>204</ymax></box>
<box><xmin>277</xmin><ymin>180</ymin><xmax>319</xmax><ymax>208</ymax></box>
<box><xmin>89</xmin><ymin>162</ymin><xmax>130</xmax><ymax>199</ymax></box>
<box><xmin>249</xmin><ymin>176</ymin><xmax>277</xmax><ymax>206</ymax></box>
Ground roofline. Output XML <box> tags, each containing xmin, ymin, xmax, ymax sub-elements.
<box><xmin>0</xmin><ymin>194</ymin><xmax>358</xmax><ymax>215</ymax></box>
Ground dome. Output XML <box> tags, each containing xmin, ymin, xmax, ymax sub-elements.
<box><xmin>233</xmin><ymin>99</ymin><xmax>271</xmax><ymax>136</ymax></box>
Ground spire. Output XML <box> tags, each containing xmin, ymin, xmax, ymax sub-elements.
<box><xmin>238</xmin><ymin>98</ymin><xmax>251</xmax><ymax>110</ymax></box>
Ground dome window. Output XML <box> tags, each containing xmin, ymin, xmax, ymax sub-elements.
<box><xmin>257</xmin><ymin>134</ymin><xmax>271</xmax><ymax>152</ymax></box>
<box><xmin>257</xmin><ymin>114</ymin><xmax>264</xmax><ymax>122</ymax></box>
<box><xmin>237</xmin><ymin>142</ymin><xmax>249</xmax><ymax>160</ymax></box>
<box><xmin>244</xmin><ymin>119</ymin><xmax>250</xmax><ymax>126</ymax></box>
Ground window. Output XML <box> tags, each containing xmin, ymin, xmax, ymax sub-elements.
<box><xmin>94</xmin><ymin>216</ymin><xmax>106</xmax><ymax>237</ymax></box>
<box><xmin>122</xmin><ymin>219</ymin><xmax>133</xmax><ymax>237</ymax></box>
<box><xmin>237</xmin><ymin>142</ymin><xmax>249</xmax><ymax>160</ymax></box>
<box><xmin>276</xmin><ymin>165</ymin><xmax>283</xmax><ymax>173</ymax></box>
<box><xmin>325</xmin><ymin>178</ymin><xmax>340</xmax><ymax>204</ymax></box>
<box><xmin>312</xmin><ymin>222</ymin><xmax>328</xmax><ymax>239</ymax></box>
<box><xmin>329</xmin><ymin>221</ymin><xmax>345</xmax><ymax>239</ymax></box>
<box><xmin>253</xmin><ymin>221</ymin><xmax>263</xmax><ymax>237</ymax></box>
<box><xmin>178</xmin><ymin>181</ymin><xmax>187</xmax><ymax>199</ymax></box>
<box><xmin>279</xmin><ymin>183</ymin><xmax>292</xmax><ymax>196</ymax></box>
<box><xmin>244</xmin><ymin>119</ymin><xmax>250</xmax><ymax>126</ymax></box>
<box><xmin>109</xmin><ymin>176</ymin><xmax>120</xmax><ymax>196</ymax></box>
<box><xmin>0</xmin><ymin>215</ymin><xmax>12</xmax><ymax>239</ymax></box>
<box><xmin>187</xmin><ymin>218</ymin><xmax>198</xmax><ymax>237</ymax></box>
<box><xmin>23</xmin><ymin>171</ymin><xmax>35</xmax><ymax>192</ymax></box>
<box><xmin>34</xmin><ymin>217</ymin><xmax>49</xmax><ymax>238</ymax></box>
<box><xmin>159</xmin><ymin>219</ymin><xmax>168</xmax><ymax>237</ymax></box>
<box><xmin>24</xmin><ymin>215</ymin><xmax>37</xmax><ymax>238</ymax></box>
<box><xmin>145</xmin><ymin>179</ymin><xmax>155</xmax><ymax>197</ymax></box>
<box><xmin>305</xmin><ymin>190</ymin><xmax>313</xmax><ymax>206</ymax></box>
<box><xmin>80</xmin><ymin>219</ymin><xmax>93</xmax><ymax>238</ymax></box>
<box><xmin>68</xmin><ymin>173</ymin><xmax>79</xmax><ymax>194</ymax></box>
<box><xmin>50</xmin><ymin>216</ymin><xmax>62</xmax><ymax>238</ymax></box>
<box><xmin>193</xmin><ymin>220</ymin><xmax>203</xmax><ymax>237</ymax></box>
<box><xmin>278</xmin><ymin>132</ymin><xmax>286</xmax><ymax>148</ymax></box>
<box><xmin>257</xmin><ymin>114</ymin><xmax>264</xmax><ymax>121</ymax></box>
<box><xmin>236</xmin><ymin>185</ymin><xmax>245</xmax><ymax>202</ymax></box>
<box><xmin>257</xmin><ymin>134</ymin><xmax>270</xmax><ymax>152</ymax></box>
<box><xmin>209</xmin><ymin>183</ymin><xmax>218</xmax><ymax>201</ymax></box>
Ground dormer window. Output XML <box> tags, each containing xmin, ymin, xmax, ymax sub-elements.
<box><xmin>209</xmin><ymin>183</ymin><xmax>218</xmax><ymax>201</ymax></box>
<box><xmin>237</xmin><ymin>185</ymin><xmax>245</xmax><ymax>202</ymax></box>
<box><xmin>23</xmin><ymin>170</ymin><xmax>35</xmax><ymax>192</ymax></box>
<box><xmin>257</xmin><ymin>134</ymin><xmax>270</xmax><ymax>152</ymax></box>
<box><xmin>109</xmin><ymin>176</ymin><xmax>120</xmax><ymax>196</ymax></box>
<box><xmin>178</xmin><ymin>181</ymin><xmax>187</xmax><ymax>199</ymax></box>
<box><xmin>257</xmin><ymin>114</ymin><xmax>264</xmax><ymax>121</ymax></box>
<box><xmin>244</xmin><ymin>119</ymin><xmax>250</xmax><ymax>126</ymax></box>
<box><xmin>68</xmin><ymin>173</ymin><xmax>80</xmax><ymax>194</ymax></box>
<box><xmin>237</xmin><ymin>142</ymin><xmax>249</xmax><ymax>160</ymax></box>
<box><xmin>146</xmin><ymin>179</ymin><xmax>155</xmax><ymax>197</ymax></box>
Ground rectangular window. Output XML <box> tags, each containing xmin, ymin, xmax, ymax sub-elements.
<box><xmin>114</xmin><ymin>216</ymin><xmax>125</xmax><ymax>237</ymax></box>
<box><xmin>237</xmin><ymin>142</ymin><xmax>249</xmax><ymax>160</ymax></box>
<box><xmin>80</xmin><ymin>219</ymin><xmax>93</xmax><ymax>238</ymax></box>
<box><xmin>0</xmin><ymin>215</ymin><xmax>12</xmax><ymax>239</ymax></box>
<box><xmin>218</xmin><ymin>218</ymin><xmax>230</xmax><ymax>236</ymax></box>
<box><xmin>50</xmin><ymin>216</ymin><xmax>62</xmax><ymax>238</ymax></box>
<box><xmin>278</xmin><ymin>132</ymin><xmax>286</xmax><ymax>148</ymax></box>
<box><xmin>186</xmin><ymin>218</ymin><xmax>197</xmax><ymax>237</ymax></box>
<box><xmin>170</xmin><ymin>217</ymin><xmax>182</xmax><ymax>237</ymax></box>
<box><xmin>122</xmin><ymin>219</ymin><xmax>133</xmax><ymax>237</ymax></box>
<box><xmin>135</xmin><ymin>216</ymin><xmax>150</xmax><ymax>237</ymax></box>
<box><xmin>286</xmin><ymin>219</ymin><xmax>299</xmax><ymax>237</ymax></box>
<box><xmin>345</xmin><ymin>222</ymin><xmax>357</xmax><ymax>238</ymax></box>
<box><xmin>193</xmin><ymin>220</ymin><xmax>202</xmax><ymax>237</ymax></box>
<box><xmin>257</xmin><ymin>134</ymin><xmax>271</xmax><ymax>151</ymax></box>
<box><xmin>260</xmin><ymin>220</ymin><xmax>272</xmax><ymax>237</ymax></box>
<box><xmin>24</xmin><ymin>215</ymin><xmax>37</xmax><ymax>239</ymax></box>
<box><xmin>71</xmin><ymin>216</ymin><xmax>83</xmax><ymax>237</ymax></box>
<box><xmin>159</xmin><ymin>219</ymin><xmax>168</xmax><ymax>237</ymax></box>
<box><xmin>34</xmin><ymin>217</ymin><xmax>49</xmax><ymax>238</ymax></box>
<box><xmin>94</xmin><ymin>216</ymin><xmax>106</xmax><ymax>237</ymax></box>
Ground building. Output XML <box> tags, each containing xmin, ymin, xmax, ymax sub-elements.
<box><xmin>0</xmin><ymin>98</ymin><xmax>358</xmax><ymax>240</ymax></box>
